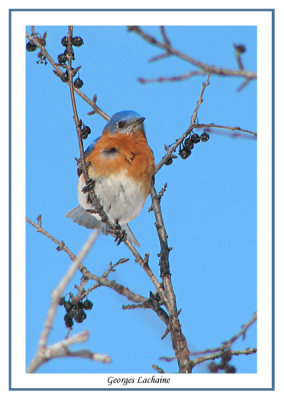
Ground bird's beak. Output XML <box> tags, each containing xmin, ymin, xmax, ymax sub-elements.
<box><xmin>130</xmin><ymin>117</ymin><xmax>145</xmax><ymax>127</ymax></box>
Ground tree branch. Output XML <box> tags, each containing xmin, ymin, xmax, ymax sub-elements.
<box><xmin>128</xmin><ymin>26</ymin><xmax>257</xmax><ymax>85</ymax></box>
<box><xmin>26</xmin><ymin>216</ymin><xmax>169</xmax><ymax>327</ymax></box>
<box><xmin>150</xmin><ymin>185</ymin><xmax>191</xmax><ymax>373</ymax></box>
<box><xmin>191</xmin><ymin>347</ymin><xmax>257</xmax><ymax>368</ymax></box>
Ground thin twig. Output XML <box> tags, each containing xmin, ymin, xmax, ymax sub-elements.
<box><xmin>154</xmin><ymin>118</ymin><xmax>257</xmax><ymax>174</ymax></box>
<box><xmin>154</xmin><ymin>74</ymin><xmax>211</xmax><ymax>174</ymax></box>
<box><xmin>191</xmin><ymin>348</ymin><xmax>257</xmax><ymax>368</ymax></box>
<box><xmin>223</xmin><ymin>312</ymin><xmax>257</xmax><ymax>348</ymax></box>
<box><xmin>152</xmin><ymin>364</ymin><xmax>165</xmax><ymax>373</ymax></box>
<box><xmin>138</xmin><ymin>70</ymin><xmax>206</xmax><ymax>84</ymax></box>
<box><xmin>148</xmin><ymin>183</ymin><xmax>168</xmax><ymax>212</ymax></box>
<box><xmin>128</xmin><ymin>26</ymin><xmax>257</xmax><ymax>82</ymax></box>
<box><xmin>191</xmin><ymin>74</ymin><xmax>211</xmax><ymax>124</ymax></box>
<box><xmin>159</xmin><ymin>312</ymin><xmax>257</xmax><ymax>365</ymax></box>
<box><xmin>66</xmin><ymin>26</ymin><xmax>117</xmax><ymax>232</ymax></box>
<box><xmin>26</xmin><ymin>216</ymin><xmax>78</xmax><ymax>262</ymax></box>
<box><xmin>26</xmin><ymin>216</ymin><xmax>169</xmax><ymax>326</ymax></box>
<box><xmin>195</xmin><ymin>123</ymin><xmax>257</xmax><ymax>137</ymax></box>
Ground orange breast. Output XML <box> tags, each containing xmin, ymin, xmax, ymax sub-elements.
<box><xmin>86</xmin><ymin>131</ymin><xmax>155</xmax><ymax>197</ymax></box>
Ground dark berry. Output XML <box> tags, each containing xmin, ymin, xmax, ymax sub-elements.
<box><xmin>78</xmin><ymin>301</ymin><xmax>84</xmax><ymax>309</ymax></box>
<box><xmin>72</xmin><ymin>36</ymin><xmax>84</xmax><ymax>47</ymax></box>
<box><xmin>61</xmin><ymin>71</ymin><xmax>69</xmax><ymax>82</ymax></box>
<box><xmin>59</xmin><ymin>296</ymin><xmax>65</xmax><ymax>306</ymax></box>
<box><xmin>74</xmin><ymin>77</ymin><xmax>83</xmax><ymax>89</ymax></box>
<box><xmin>179</xmin><ymin>147</ymin><xmax>191</xmax><ymax>159</ymax></box>
<box><xmin>82</xmin><ymin>299</ymin><xmax>93</xmax><ymax>310</ymax></box>
<box><xmin>225</xmin><ymin>365</ymin><xmax>236</xmax><ymax>373</ymax></box>
<box><xmin>70</xmin><ymin>306</ymin><xmax>87</xmax><ymax>323</ymax></box>
<box><xmin>75</xmin><ymin>310</ymin><xmax>87</xmax><ymax>323</ymax></box>
<box><xmin>61</xmin><ymin>36</ymin><xmax>68</xmax><ymax>47</ymax></box>
<box><xmin>81</xmin><ymin>125</ymin><xmax>91</xmax><ymax>139</ymax></box>
<box><xmin>190</xmin><ymin>133</ymin><xmax>200</xmax><ymax>144</ymax></box>
<box><xmin>26</xmin><ymin>41</ymin><xmax>37</xmax><ymax>52</ymax></box>
<box><xmin>64</xmin><ymin>314</ymin><xmax>74</xmax><ymax>328</ymax></box>
<box><xmin>208</xmin><ymin>362</ymin><xmax>219</xmax><ymax>373</ymax></box>
<box><xmin>184</xmin><ymin>138</ymin><xmax>194</xmax><ymax>150</ymax></box>
<box><xmin>235</xmin><ymin>44</ymin><xmax>246</xmax><ymax>53</ymax></box>
<box><xmin>64</xmin><ymin>301</ymin><xmax>73</xmax><ymax>313</ymax></box>
<box><xmin>165</xmin><ymin>157</ymin><xmax>173</xmax><ymax>165</ymax></box>
<box><xmin>64</xmin><ymin>48</ymin><xmax>75</xmax><ymax>60</ymax></box>
<box><xmin>200</xmin><ymin>132</ymin><xmax>210</xmax><ymax>142</ymax></box>
<box><xmin>57</xmin><ymin>53</ymin><xmax>67</xmax><ymax>64</ymax></box>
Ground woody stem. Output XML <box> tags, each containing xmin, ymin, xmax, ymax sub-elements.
<box><xmin>150</xmin><ymin>185</ymin><xmax>192</xmax><ymax>373</ymax></box>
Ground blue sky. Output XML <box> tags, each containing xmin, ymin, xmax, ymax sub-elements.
<box><xmin>25</xmin><ymin>25</ymin><xmax>257</xmax><ymax>374</ymax></box>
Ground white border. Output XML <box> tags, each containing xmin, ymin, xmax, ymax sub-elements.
<box><xmin>11</xmin><ymin>9</ymin><xmax>272</xmax><ymax>390</ymax></box>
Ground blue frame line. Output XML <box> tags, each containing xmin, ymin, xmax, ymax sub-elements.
<box><xmin>9</xmin><ymin>7</ymin><xmax>274</xmax><ymax>391</ymax></box>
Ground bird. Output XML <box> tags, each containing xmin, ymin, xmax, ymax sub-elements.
<box><xmin>66</xmin><ymin>110</ymin><xmax>155</xmax><ymax>246</ymax></box>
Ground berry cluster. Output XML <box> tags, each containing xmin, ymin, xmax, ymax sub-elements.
<box><xmin>79</xmin><ymin>119</ymin><xmax>91</xmax><ymax>140</ymax></box>
<box><xmin>57</xmin><ymin>35</ymin><xmax>84</xmax><ymax>65</ymax></box>
<box><xmin>26</xmin><ymin>32</ymin><xmax>47</xmax><ymax>65</ymax></box>
<box><xmin>165</xmin><ymin>130</ymin><xmax>210</xmax><ymax>165</ymax></box>
<box><xmin>57</xmin><ymin>35</ymin><xmax>84</xmax><ymax>88</ymax></box>
<box><xmin>208</xmin><ymin>350</ymin><xmax>236</xmax><ymax>373</ymax></box>
<box><xmin>26</xmin><ymin>30</ymin><xmax>85</xmax><ymax>87</ymax></box>
<box><xmin>59</xmin><ymin>296</ymin><xmax>93</xmax><ymax>328</ymax></box>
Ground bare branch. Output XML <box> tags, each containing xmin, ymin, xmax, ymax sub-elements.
<box><xmin>159</xmin><ymin>312</ymin><xmax>257</xmax><ymax>367</ymax></box>
<box><xmin>152</xmin><ymin>364</ymin><xmax>165</xmax><ymax>373</ymax></box>
<box><xmin>128</xmin><ymin>26</ymin><xmax>257</xmax><ymax>84</ymax></box>
<box><xmin>191</xmin><ymin>347</ymin><xmax>257</xmax><ymax>368</ymax></box>
<box><xmin>154</xmin><ymin>74</ymin><xmax>212</xmax><ymax>174</ymax></box>
<box><xmin>195</xmin><ymin>123</ymin><xmax>257</xmax><ymax>137</ymax></box>
<box><xmin>191</xmin><ymin>73</ymin><xmax>211</xmax><ymax>124</ymax></box>
<box><xmin>138</xmin><ymin>70</ymin><xmax>206</xmax><ymax>84</ymax></box>
<box><xmin>150</xmin><ymin>184</ymin><xmax>191</xmax><ymax>373</ymax></box>
<box><xmin>26</xmin><ymin>216</ymin><xmax>169</xmax><ymax>326</ymax></box>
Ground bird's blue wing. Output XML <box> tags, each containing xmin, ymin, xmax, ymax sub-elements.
<box><xmin>84</xmin><ymin>136</ymin><xmax>100</xmax><ymax>156</ymax></box>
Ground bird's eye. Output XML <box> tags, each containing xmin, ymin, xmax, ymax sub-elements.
<box><xmin>117</xmin><ymin>121</ymin><xmax>126</xmax><ymax>129</ymax></box>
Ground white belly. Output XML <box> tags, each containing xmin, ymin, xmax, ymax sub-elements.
<box><xmin>78</xmin><ymin>172</ymin><xmax>146</xmax><ymax>224</ymax></box>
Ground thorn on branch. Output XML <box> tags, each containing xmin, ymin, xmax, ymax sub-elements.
<box><xmin>149</xmin><ymin>53</ymin><xmax>171</xmax><ymax>63</ymax></box>
<box><xmin>87</xmin><ymin>95</ymin><xmax>98</xmax><ymax>115</ymax></box>
<box><xmin>142</xmin><ymin>253</ymin><xmax>149</xmax><ymax>266</ymax></box>
<box><xmin>148</xmin><ymin>183</ymin><xmax>168</xmax><ymax>212</ymax></box>
<box><xmin>56</xmin><ymin>240</ymin><xmax>66</xmax><ymax>251</ymax></box>
<box><xmin>36</xmin><ymin>215</ymin><xmax>42</xmax><ymax>229</ymax></box>
<box><xmin>102</xmin><ymin>258</ymin><xmax>129</xmax><ymax>278</ymax></box>
<box><xmin>237</xmin><ymin>78</ymin><xmax>251</xmax><ymax>92</ymax></box>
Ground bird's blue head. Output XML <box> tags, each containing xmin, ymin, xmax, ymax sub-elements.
<box><xmin>103</xmin><ymin>110</ymin><xmax>145</xmax><ymax>135</ymax></box>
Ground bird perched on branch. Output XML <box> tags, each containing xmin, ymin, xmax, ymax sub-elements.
<box><xmin>66</xmin><ymin>110</ymin><xmax>155</xmax><ymax>246</ymax></box>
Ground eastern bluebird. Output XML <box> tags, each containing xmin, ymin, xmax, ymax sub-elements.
<box><xmin>66</xmin><ymin>110</ymin><xmax>155</xmax><ymax>246</ymax></box>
